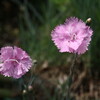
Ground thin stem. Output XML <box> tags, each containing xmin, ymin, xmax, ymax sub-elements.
<box><xmin>28</xmin><ymin>60</ymin><xmax>37</xmax><ymax>86</ymax></box>
<box><xmin>66</xmin><ymin>53</ymin><xmax>77</xmax><ymax>100</ymax></box>
<box><xmin>69</xmin><ymin>53</ymin><xmax>77</xmax><ymax>78</ymax></box>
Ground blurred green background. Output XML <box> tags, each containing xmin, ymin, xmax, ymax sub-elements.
<box><xmin>0</xmin><ymin>0</ymin><xmax>100</xmax><ymax>100</ymax></box>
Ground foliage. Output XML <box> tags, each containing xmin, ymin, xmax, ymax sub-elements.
<box><xmin>15</xmin><ymin>0</ymin><xmax>71</xmax><ymax>66</ymax></box>
<box><xmin>0</xmin><ymin>0</ymin><xmax>100</xmax><ymax>100</ymax></box>
<box><xmin>10</xmin><ymin>0</ymin><xmax>100</xmax><ymax>72</ymax></box>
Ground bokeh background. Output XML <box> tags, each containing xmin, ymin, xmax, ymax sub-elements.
<box><xmin>0</xmin><ymin>0</ymin><xmax>100</xmax><ymax>100</ymax></box>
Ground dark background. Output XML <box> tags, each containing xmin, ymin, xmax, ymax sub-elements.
<box><xmin>0</xmin><ymin>0</ymin><xmax>100</xmax><ymax>100</ymax></box>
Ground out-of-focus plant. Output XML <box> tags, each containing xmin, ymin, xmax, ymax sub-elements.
<box><xmin>11</xmin><ymin>0</ymin><xmax>72</xmax><ymax>67</ymax></box>
<box><xmin>0</xmin><ymin>0</ymin><xmax>99</xmax><ymax>100</ymax></box>
<box><xmin>9</xmin><ymin>0</ymin><xmax>100</xmax><ymax>74</ymax></box>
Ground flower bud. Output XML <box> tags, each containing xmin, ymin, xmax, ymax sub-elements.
<box><xmin>86</xmin><ymin>18</ymin><xmax>92</xmax><ymax>25</ymax></box>
<box><xmin>33</xmin><ymin>60</ymin><xmax>37</xmax><ymax>65</ymax></box>
<box><xmin>28</xmin><ymin>85</ymin><xmax>33</xmax><ymax>91</ymax></box>
<box><xmin>22</xmin><ymin>89</ymin><xmax>27</xmax><ymax>94</ymax></box>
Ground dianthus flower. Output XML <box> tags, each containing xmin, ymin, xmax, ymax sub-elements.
<box><xmin>51</xmin><ymin>17</ymin><xmax>93</xmax><ymax>54</ymax></box>
<box><xmin>0</xmin><ymin>46</ymin><xmax>32</xmax><ymax>78</ymax></box>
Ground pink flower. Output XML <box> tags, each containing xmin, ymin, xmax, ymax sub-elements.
<box><xmin>0</xmin><ymin>46</ymin><xmax>32</xmax><ymax>79</ymax></box>
<box><xmin>51</xmin><ymin>17</ymin><xmax>93</xmax><ymax>54</ymax></box>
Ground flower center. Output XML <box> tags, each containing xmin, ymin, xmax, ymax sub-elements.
<box><xmin>70</xmin><ymin>33</ymin><xmax>76</xmax><ymax>41</ymax></box>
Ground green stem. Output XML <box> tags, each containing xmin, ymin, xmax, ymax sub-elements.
<box><xmin>66</xmin><ymin>53</ymin><xmax>77</xmax><ymax>100</ymax></box>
